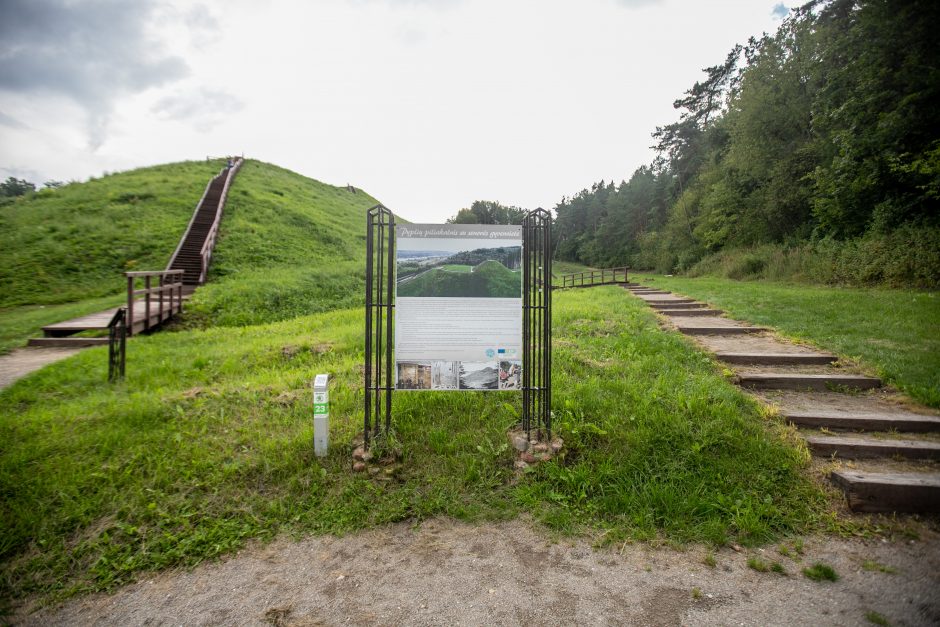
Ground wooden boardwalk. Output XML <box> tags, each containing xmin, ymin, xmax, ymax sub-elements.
<box><xmin>32</xmin><ymin>298</ymin><xmax>182</xmax><ymax>347</ymax></box>
<box><xmin>29</xmin><ymin>271</ymin><xmax>185</xmax><ymax>347</ymax></box>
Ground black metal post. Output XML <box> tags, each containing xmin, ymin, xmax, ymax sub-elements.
<box><xmin>108</xmin><ymin>307</ymin><xmax>126</xmax><ymax>382</ymax></box>
<box><xmin>364</xmin><ymin>205</ymin><xmax>395</xmax><ymax>449</ymax></box>
<box><xmin>522</xmin><ymin>208</ymin><xmax>552</xmax><ymax>440</ymax></box>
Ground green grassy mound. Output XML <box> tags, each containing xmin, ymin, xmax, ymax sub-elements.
<box><xmin>398</xmin><ymin>260</ymin><xmax>521</xmax><ymax>298</ymax></box>
<box><xmin>0</xmin><ymin>288</ymin><xmax>825</xmax><ymax>605</ymax></box>
<box><xmin>0</xmin><ymin>160</ymin><xmax>228</xmax><ymax>307</ymax></box>
<box><xmin>0</xmin><ymin>159</ymin><xmax>382</xmax><ymax>347</ymax></box>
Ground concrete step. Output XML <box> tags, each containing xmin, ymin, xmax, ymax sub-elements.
<box><xmin>830</xmin><ymin>470</ymin><xmax>940</xmax><ymax>513</ymax></box>
<box><xmin>678</xmin><ymin>326</ymin><xmax>767</xmax><ymax>336</ymax></box>
<box><xmin>806</xmin><ymin>435</ymin><xmax>940</xmax><ymax>460</ymax></box>
<box><xmin>785</xmin><ymin>410</ymin><xmax>940</xmax><ymax>432</ymax></box>
<box><xmin>716</xmin><ymin>352</ymin><xmax>836</xmax><ymax>365</ymax></box>
<box><xmin>737</xmin><ymin>373</ymin><xmax>881</xmax><ymax>391</ymax></box>
<box><xmin>660</xmin><ymin>309</ymin><xmax>723</xmax><ymax>317</ymax></box>
<box><xmin>28</xmin><ymin>337</ymin><xmax>109</xmax><ymax>347</ymax></box>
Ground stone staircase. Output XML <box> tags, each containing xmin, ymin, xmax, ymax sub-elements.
<box><xmin>625</xmin><ymin>284</ymin><xmax>940</xmax><ymax>514</ymax></box>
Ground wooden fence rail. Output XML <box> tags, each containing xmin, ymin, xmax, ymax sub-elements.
<box><xmin>125</xmin><ymin>270</ymin><xmax>185</xmax><ymax>335</ymax></box>
<box><xmin>558</xmin><ymin>267</ymin><xmax>629</xmax><ymax>289</ymax></box>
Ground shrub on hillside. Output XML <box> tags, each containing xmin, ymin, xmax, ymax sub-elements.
<box><xmin>685</xmin><ymin>226</ymin><xmax>940</xmax><ymax>288</ymax></box>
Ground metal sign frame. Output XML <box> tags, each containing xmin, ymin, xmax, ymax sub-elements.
<box><xmin>363</xmin><ymin>206</ymin><xmax>552</xmax><ymax>447</ymax></box>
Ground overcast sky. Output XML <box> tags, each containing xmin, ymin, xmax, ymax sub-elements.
<box><xmin>0</xmin><ymin>0</ymin><xmax>788</xmax><ymax>223</ymax></box>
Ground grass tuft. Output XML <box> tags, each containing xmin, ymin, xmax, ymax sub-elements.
<box><xmin>803</xmin><ymin>562</ymin><xmax>839</xmax><ymax>582</ymax></box>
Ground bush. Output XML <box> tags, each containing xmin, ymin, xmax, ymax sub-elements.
<box><xmin>684</xmin><ymin>226</ymin><xmax>940</xmax><ymax>288</ymax></box>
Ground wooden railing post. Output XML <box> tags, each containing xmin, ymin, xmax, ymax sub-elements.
<box><xmin>126</xmin><ymin>275</ymin><xmax>135</xmax><ymax>336</ymax></box>
<box><xmin>144</xmin><ymin>276</ymin><xmax>151</xmax><ymax>332</ymax></box>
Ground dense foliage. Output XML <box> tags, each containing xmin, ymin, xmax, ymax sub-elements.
<box><xmin>554</xmin><ymin>0</ymin><xmax>940</xmax><ymax>287</ymax></box>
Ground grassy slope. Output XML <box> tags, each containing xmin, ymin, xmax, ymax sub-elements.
<box><xmin>0</xmin><ymin>160</ymin><xmax>228</xmax><ymax>307</ymax></box>
<box><xmin>0</xmin><ymin>288</ymin><xmax>825</xmax><ymax>603</ymax></box>
<box><xmin>635</xmin><ymin>274</ymin><xmax>940</xmax><ymax>408</ymax></box>
<box><xmin>186</xmin><ymin>161</ymin><xmax>380</xmax><ymax>327</ymax></box>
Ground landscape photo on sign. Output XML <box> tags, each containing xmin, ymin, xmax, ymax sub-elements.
<box><xmin>396</xmin><ymin>236</ymin><xmax>522</xmax><ymax>298</ymax></box>
<box><xmin>459</xmin><ymin>362</ymin><xmax>499</xmax><ymax>390</ymax></box>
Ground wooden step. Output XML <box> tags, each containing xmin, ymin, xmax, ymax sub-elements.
<box><xmin>650</xmin><ymin>302</ymin><xmax>710</xmax><ymax>309</ymax></box>
<box><xmin>28</xmin><ymin>337</ymin><xmax>109</xmax><ymax>347</ymax></box>
<box><xmin>716</xmin><ymin>352</ymin><xmax>836</xmax><ymax>365</ymax></box>
<box><xmin>737</xmin><ymin>373</ymin><xmax>881</xmax><ymax>391</ymax></box>
<box><xmin>784</xmin><ymin>410</ymin><xmax>940</xmax><ymax>432</ymax></box>
<box><xmin>806</xmin><ymin>435</ymin><xmax>940</xmax><ymax>460</ymax></box>
<box><xmin>660</xmin><ymin>309</ymin><xmax>723</xmax><ymax>317</ymax></box>
<box><xmin>678</xmin><ymin>326</ymin><xmax>767</xmax><ymax>336</ymax></box>
<box><xmin>645</xmin><ymin>298</ymin><xmax>696</xmax><ymax>305</ymax></box>
<box><xmin>830</xmin><ymin>470</ymin><xmax>940</xmax><ymax>513</ymax></box>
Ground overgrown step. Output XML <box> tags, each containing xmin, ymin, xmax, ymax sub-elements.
<box><xmin>27</xmin><ymin>337</ymin><xmax>110</xmax><ymax>347</ymax></box>
<box><xmin>785</xmin><ymin>410</ymin><xmax>940</xmax><ymax>432</ymax></box>
<box><xmin>660</xmin><ymin>308</ymin><xmax>724</xmax><ymax>317</ymax></box>
<box><xmin>716</xmin><ymin>352</ymin><xmax>836</xmax><ymax>365</ymax></box>
<box><xmin>806</xmin><ymin>435</ymin><xmax>940</xmax><ymax>460</ymax></box>
<box><xmin>737</xmin><ymin>373</ymin><xmax>881</xmax><ymax>391</ymax></box>
<box><xmin>830</xmin><ymin>470</ymin><xmax>940</xmax><ymax>513</ymax></box>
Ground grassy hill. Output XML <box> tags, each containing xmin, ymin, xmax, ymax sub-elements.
<box><xmin>0</xmin><ymin>159</ymin><xmax>381</xmax><ymax>349</ymax></box>
<box><xmin>0</xmin><ymin>159</ymin><xmax>227</xmax><ymax>307</ymax></box>
<box><xmin>398</xmin><ymin>260</ymin><xmax>521</xmax><ymax>298</ymax></box>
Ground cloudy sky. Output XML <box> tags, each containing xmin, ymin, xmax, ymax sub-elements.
<box><xmin>0</xmin><ymin>0</ymin><xmax>788</xmax><ymax>223</ymax></box>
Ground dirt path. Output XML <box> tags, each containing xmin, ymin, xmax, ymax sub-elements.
<box><xmin>0</xmin><ymin>347</ymin><xmax>83</xmax><ymax>390</ymax></box>
<box><xmin>18</xmin><ymin>518</ymin><xmax>940</xmax><ymax>626</ymax></box>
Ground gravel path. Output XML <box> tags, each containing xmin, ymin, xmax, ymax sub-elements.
<box><xmin>17</xmin><ymin>518</ymin><xmax>940</xmax><ymax>626</ymax></box>
<box><xmin>0</xmin><ymin>347</ymin><xmax>83</xmax><ymax>390</ymax></box>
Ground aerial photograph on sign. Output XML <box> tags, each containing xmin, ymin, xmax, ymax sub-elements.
<box><xmin>397</xmin><ymin>237</ymin><xmax>522</xmax><ymax>298</ymax></box>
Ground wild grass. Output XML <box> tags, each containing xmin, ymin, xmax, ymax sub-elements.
<box><xmin>634</xmin><ymin>274</ymin><xmax>940</xmax><ymax>408</ymax></box>
<box><xmin>0</xmin><ymin>287</ymin><xmax>825</xmax><ymax>605</ymax></box>
<box><xmin>802</xmin><ymin>562</ymin><xmax>839</xmax><ymax>582</ymax></box>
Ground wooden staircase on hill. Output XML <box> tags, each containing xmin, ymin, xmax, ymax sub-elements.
<box><xmin>625</xmin><ymin>283</ymin><xmax>940</xmax><ymax>515</ymax></box>
<box><xmin>30</xmin><ymin>158</ymin><xmax>243</xmax><ymax>346</ymax></box>
<box><xmin>167</xmin><ymin>158</ymin><xmax>243</xmax><ymax>289</ymax></box>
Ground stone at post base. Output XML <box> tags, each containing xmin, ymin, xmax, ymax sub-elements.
<box><xmin>350</xmin><ymin>432</ymin><xmax>402</xmax><ymax>478</ymax></box>
<box><xmin>507</xmin><ymin>426</ymin><xmax>564</xmax><ymax>472</ymax></box>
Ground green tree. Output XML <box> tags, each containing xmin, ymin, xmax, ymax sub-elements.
<box><xmin>0</xmin><ymin>177</ymin><xmax>35</xmax><ymax>197</ymax></box>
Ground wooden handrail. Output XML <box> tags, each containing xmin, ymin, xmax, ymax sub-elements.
<box><xmin>125</xmin><ymin>270</ymin><xmax>185</xmax><ymax>336</ymax></box>
<box><xmin>198</xmin><ymin>158</ymin><xmax>242</xmax><ymax>283</ymax></box>
<box><xmin>165</xmin><ymin>158</ymin><xmax>243</xmax><ymax>284</ymax></box>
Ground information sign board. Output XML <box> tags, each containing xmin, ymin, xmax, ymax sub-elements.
<box><xmin>394</xmin><ymin>224</ymin><xmax>523</xmax><ymax>391</ymax></box>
